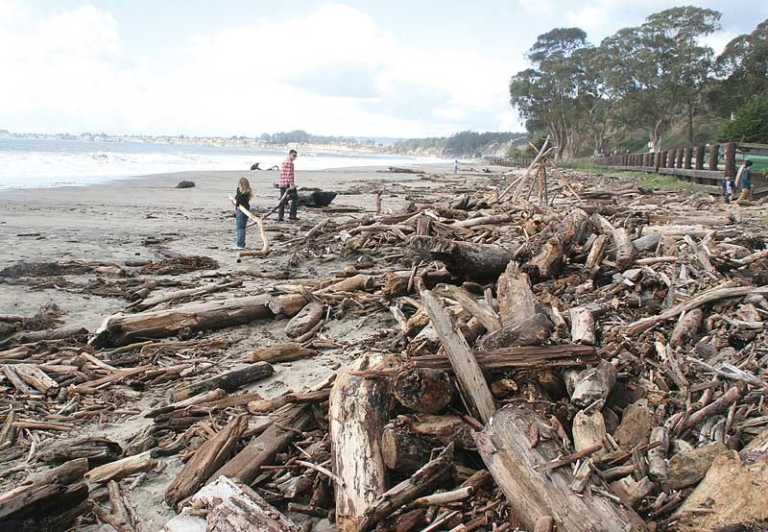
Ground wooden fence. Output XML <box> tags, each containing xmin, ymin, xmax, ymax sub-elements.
<box><xmin>593</xmin><ymin>141</ymin><xmax>767</xmax><ymax>191</ymax></box>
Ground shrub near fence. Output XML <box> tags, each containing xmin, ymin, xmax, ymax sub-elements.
<box><xmin>593</xmin><ymin>141</ymin><xmax>768</xmax><ymax>191</ymax></box>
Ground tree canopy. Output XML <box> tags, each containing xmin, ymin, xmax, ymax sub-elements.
<box><xmin>509</xmin><ymin>7</ymin><xmax>765</xmax><ymax>158</ymax></box>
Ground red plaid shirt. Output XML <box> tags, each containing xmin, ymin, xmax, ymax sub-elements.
<box><xmin>279</xmin><ymin>158</ymin><xmax>295</xmax><ymax>188</ymax></box>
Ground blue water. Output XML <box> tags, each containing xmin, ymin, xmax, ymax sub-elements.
<box><xmin>0</xmin><ymin>137</ymin><xmax>427</xmax><ymax>189</ymax></box>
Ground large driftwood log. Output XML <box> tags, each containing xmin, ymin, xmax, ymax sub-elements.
<box><xmin>408</xmin><ymin>344</ymin><xmax>598</xmax><ymax>372</ymax></box>
<box><xmin>162</xmin><ymin>476</ymin><xmax>299</xmax><ymax>532</ymax></box>
<box><xmin>210</xmin><ymin>404</ymin><xmax>313</xmax><ymax>485</ymax></box>
<box><xmin>381</xmin><ymin>417</ymin><xmax>434</xmax><ymax>473</ymax></box>
<box><xmin>129</xmin><ymin>280</ymin><xmax>242</xmax><ymax>312</ymax></box>
<box><xmin>165</xmin><ymin>416</ymin><xmax>248</xmax><ymax>507</ymax></box>
<box><xmin>481</xmin><ymin>262</ymin><xmax>553</xmax><ymax>349</ymax></box>
<box><xmin>285</xmin><ymin>302</ymin><xmax>324</xmax><ymax>338</ymax></box>
<box><xmin>392</xmin><ymin>367</ymin><xmax>455</xmax><ymax>414</ymax></box>
<box><xmin>672</xmin><ymin>451</ymin><xmax>768</xmax><ymax>531</ymax></box>
<box><xmin>410</xmin><ymin>236</ymin><xmax>512</xmax><ymax>281</ymax></box>
<box><xmin>421</xmin><ymin>290</ymin><xmax>495</xmax><ymax>423</ymax></box>
<box><xmin>330</xmin><ymin>355</ymin><xmax>390</xmax><ymax>531</ymax></box>
<box><xmin>93</xmin><ymin>294</ymin><xmax>307</xmax><ymax>346</ymax></box>
<box><xmin>0</xmin><ymin>458</ymin><xmax>89</xmax><ymax>529</ymax></box>
<box><xmin>476</xmin><ymin>404</ymin><xmax>646</xmax><ymax>532</ymax></box>
<box><xmin>359</xmin><ymin>444</ymin><xmax>455</xmax><ymax>531</ymax></box>
<box><xmin>85</xmin><ymin>451</ymin><xmax>156</xmax><ymax>484</ymax></box>
<box><xmin>170</xmin><ymin>363</ymin><xmax>274</xmax><ymax>402</ymax></box>
<box><xmin>37</xmin><ymin>436</ymin><xmax>122</xmax><ymax>467</ymax></box>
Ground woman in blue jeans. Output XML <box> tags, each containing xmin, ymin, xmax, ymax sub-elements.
<box><xmin>233</xmin><ymin>177</ymin><xmax>252</xmax><ymax>249</ymax></box>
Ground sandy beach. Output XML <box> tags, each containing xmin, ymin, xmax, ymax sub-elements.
<box><xmin>0</xmin><ymin>161</ymin><xmax>490</xmax><ymax>529</ymax></box>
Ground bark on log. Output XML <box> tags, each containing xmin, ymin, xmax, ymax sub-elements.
<box><xmin>407</xmin><ymin>415</ymin><xmax>476</xmax><ymax>449</ymax></box>
<box><xmin>524</xmin><ymin>237</ymin><xmax>564</xmax><ymax>280</ymax></box>
<box><xmin>475</xmin><ymin>404</ymin><xmax>646</xmax><ymax>532</ymax></box>
<box><xmin>421</xmin><ymin>290</ymin><xmax>495</xmax><ymax>423</ymax></box>
<box><xmin>381</xmin><ymin>418</ymin><xmax>434</xmax><ymax>473</ymax></box>
<box><xmin>285</xmin><ymin>302</ymin><xmax>324</xmax><ymax>338</ymax></box>
<box><xmin>37</xmin><ymin>436</ymin><xmax>122</xmax><ymax>467</ymax></box>
<box><xmin>165</xmin><ymin>415</ymin><xmax>248</xmax><ymax>507</ymax></box>
<box><xmin>170</xmin><ymin>363</ymin><xmax>274</xmax><ymax>402</ymax></box>
<box><xmin>392</xmin><ymin>367</ymin><xmax>455</xmax><ymax>414</ymax></box>
<box><xmin>410</xmin><ymin>236</ymin><xmax>512</xmax><ymax>281</ymax></box>
<box><xmin>93</xmin><ymin>294</ymin><xmax>290</xmax><ymax>347</ymax></box>
<box><xmin>248</xmin><ymin>342</ymin><xmax>316</xmax><ymax>363</ymax></box>
<box><xmin>358</xmin><ymin>444</ymin><xmax>455</xmax><ymax>531</ymax></box>
<box><xmin>482</xmin><ymin>262</ymin><xmax>553</xmax><ymax>349</ymax></box>
<box><xmin>210</xmin><ymin>404</ymin><xmax>313</xmax><ymax>485</ymax></box>
<box><xmin>330</xmin><ymin>355</ymin><xmax>390</xmax><ymax>531</ymax></box>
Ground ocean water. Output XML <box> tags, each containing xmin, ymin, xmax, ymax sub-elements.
<box><xmin>0</xmin><ymin>137</ymin><xmax>429</xmax><ymax>189</ymax></box>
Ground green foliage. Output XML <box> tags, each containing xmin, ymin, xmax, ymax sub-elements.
<box><xmin>392</xmin><ymin>131</ymin><xmax>524</xmax><ymax>157</ymax></box>
<box><xmin>720</xmin><ymin>97</ymin><xmax>768</xmax><ymax>143</ymax></box>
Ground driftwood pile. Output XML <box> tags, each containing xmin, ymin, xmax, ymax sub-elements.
<box><xmin>2</xmin><ymin>165</ymin><xmax>768</xmax><ymax>531</ymax></box>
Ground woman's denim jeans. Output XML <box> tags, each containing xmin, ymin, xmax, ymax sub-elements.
<box><xmin>235</xmin><ymin>211</ymin><xmax>247</xmax><ymax>247</ymax></box>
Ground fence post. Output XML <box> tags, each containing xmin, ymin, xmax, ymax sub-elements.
<box><xmin>668</xmin><ymin>149</ymin><xmax>676</xmax><ymax>168</ymax></box>
<box><xmin>676</xmin><ymin>148</ymin><xmax>684</xmax><ymax>169</ymax></box>
<box><xmin>724</xmin><ymin>142</ymin><xmax>737</xmax><ymax>178</ymax></box>
<box><xmin>684</xmin><ymin>147</ymin><xmax>693</xmax><ymax>169</ymax></box>
<box><xmin>694</xmin><ymin>145</ymin><xmax>705</xmax><ymax>170</ymax></box>
<box><xmin>653</xmin><ymin>152</ymin><xmax>660</xmax><ymax>172</ymax></box>
<box><xmin>708</xmin><ymin>144</ymin><xmax>720</xmax><ymax>171</ymax></box>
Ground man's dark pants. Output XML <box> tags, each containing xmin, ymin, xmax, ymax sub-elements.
<box><xmin>278</xmin><ymin>187</ymin><xmax>298</xmax><ymax>220</ymax></box>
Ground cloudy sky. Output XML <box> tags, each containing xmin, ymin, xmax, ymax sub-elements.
<box><xmin>1</xmin><ymin>0</ymin><xmax>765</xmax><ymax>138</ymax></box>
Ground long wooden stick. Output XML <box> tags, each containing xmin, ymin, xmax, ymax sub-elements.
<box><xmin>228</xmin><ymin>196</ymin><xmax>269</xmax><ymax>256</ymax></box>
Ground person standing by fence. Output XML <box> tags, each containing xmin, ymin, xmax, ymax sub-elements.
<box><xmin>736</xmin><ymin>160</ymin><xmax>754</xmax><ymax>202</ymax></box>
<box><xmin>278</xmin><ymin>149</ymin><xmax>299</xmax><ymax>222</ymax></box>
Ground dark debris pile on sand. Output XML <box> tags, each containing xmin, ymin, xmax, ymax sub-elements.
<box><xmin>2</xmin><ymin>165</ymin><xmax>768</xmax><ymax>531</ymax></box>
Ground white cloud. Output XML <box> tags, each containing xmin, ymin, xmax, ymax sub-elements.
<box><xmin>0</xmin><ymin>2</ymin><xmax>524</xmax><ymax>137</ymax></box>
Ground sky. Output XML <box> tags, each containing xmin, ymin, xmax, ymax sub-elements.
<box><xmin>0</xmin><ymin>0</ymin><xmax>766</xmax><ymax>138</ymax></box>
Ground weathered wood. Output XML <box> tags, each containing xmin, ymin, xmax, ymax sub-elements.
<box><xmin>570</xmin><ymin>307</ymin><xmax>596</xmax><ymax>345</ymax></box>
<box><xmin>210</xmin><ymin>404</ymin><xmax>313</xmax><ymax>485</ymax></box>
<box><xmin>358</xmin><ymin>444</ymin><xmax>455</xmax><ymax>531</ymax></box>
<box><xmin>37</xmin><ymin>436</ymin><xmax>122</xmax><ymax>467</ymax></box>
<box><xmin>673</xmin><ymin>451</ymin><xmax>768</xmax><ymax>531</ymax></box>
<box><xmin>614</xmin><ymin>399</ymin><xmax>653</xmax><ymax>451</ymax></box>
<box><xmin>594</xmin><ymin>214</ymin><xmax>636</xmax><ymax>270</ymax></box>
<box><xmin>524</xmin><ymin>237</ymin><xmax>564</xmax><ymax>280</ymax></box>
<box><xmin>162</xmin><ymin>476</ymin><xmax>299</xmax><ymax>532</ymax></box>
<box><xmin>85</xmin><ymin>451</ymin><xmax>156</xmax><ymax>484</ymax></box>
<box><xmin>647</xmin><ymin>427</ymin><xmax>669</xmax><ymax>481</ymax></box>
<box><xmin>145</xmin><ymin>389</ymin><xmax>226</xmax><ymax>418</ymax></box>
<box><xmin>410</xmin><ymin>236</ymin><xmax>512</xmax><ymax>281</ymax></box>
<box><xmin>482</xmin><ymin>261</ymin><xmax>553</xmax><ymax>349</ymax></box>
<box><xmin>572</xmin><ymin>410</ymin><xmax>606</xmax><ymax>453</ymax></box>
<box><xmin>93</xmin><ymin>295</ymin><xmax>279</xmax><ymax>347</ymax></box>
<box><xmin>170</xmin><ymin>363</ymin><xmax>274</xmax><ymax>402</ymax></box>
<box><xmin>440</xmin><ymin>285</ymin><xmax>501</xmax><ymax>333</ymax></box>
<box><xmin>421</xmin><ymin>290</ymin><xmax>495</xmax><ymax>423</ymax></box>
<box><xmin>669</xmin><ymin>309</ymin><xmax>703</xmax><ymax>348</ymax></box>
<box><xmin>330</xmin><ymin>356</ymin><xmax>389</xmax><ymax>531</ymax></box>
<box><xmin>248</xmin><ymin>342</ymin><xmax>316</xmax><ymax>363</ymax></box>
<box><xmin>130</xmin><ymin>280</ymin><xmax>242</xmax><ymax>312</ymax></box>
<box><xmin>285</xmin><ymin>301</ymin><xmax>324</xmax><ymax>338</ymax></box>
<box><xmin>406</xmin><ymin>414</ymin><xmax>476</xmax><ymax>449</ymax></box>
<box><xmin>475</xmin><ymin>404</ymin><xmax>646</xmax><ymax>532</ymax></box>
<box><xmin>626</xmin><ymin>286</ymin><xmax>768</xmax><ymax>336</ymax></box>
<box><xmin>392</xmin><ymin>367</ymin><xmax>455</xmax><ymax>414</ymax></box>
<box><xmin>165</xmin><ymin>416</ymin><xmax>248</xmax><ymax>507</ymax></box>
<box><xmin>247</xmin><ymin>388</ymin><xmax>330</xmax><ymax>414</ymax></box>
<box><xmin>586</xmin><ymin>234</ymin><xmax>608</xmax><ymax>270</ymax></box>
<box><xmin>381</xmin><ymin>417</ymin><xmax>434</xmax><ymax>473</ymax></box>
<box><xmin>664</xmin><ymin>442</ymin><xmax>728</xmax><ymax>490</ymax></box>
<box><xmin>13</xmin><ymin>364</ymin><xmax>59</xmax><ymax>396</ymax></box>
<box><xmin>568</xmin><ymin>360</ymin><xmax>617</xmax><ymax>408</ymax></box>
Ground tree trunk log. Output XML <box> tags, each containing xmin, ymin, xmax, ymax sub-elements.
<box><xmin>330</xmin><ymin>355</ymin><xmax>390</xmax><ymax>531</ymax></box>
<box><xmin>170</xmin><ymin>363</ymin><xmax>273</xmax><ymax>402</ymax></box>
<box><xmin>410</xmin><ymin>236</ymin><xmax>512</xmax><ymax>281</ymax></box>
<box><xmin>420</xmin><ymin>290</ymin><xmax>495</xmax><ymax>423</ymax></box>
<box><xmin>210</xmin><ymin>404</ymin><xmax>313</xmax><ymax>485</ymax></box>
<box><xmin>392</xmin><ymin>367</ymin><xmax>455</xmax><ymax>414</ymax></box>
<box><xmin>381</xmin><ymin>418</ymin><xmax>434</xmax><ymax>473</ymax></box>
<box><xmin>93</xmin><ymin>294</ymin><xmax>303</xmax><ymax>347</ymax></box>
<box><xmin>359</xmin><ymin>444</ymin><xmax>455</xmax><ymax>531</ymax></box>
<box><xmin>165</xmin><ymin>415</ymin><xmax>248</xmax><ymax>507</ymax></box>
<box><xmin>476</xmin><ymin>404</ymin><xmax>646</xmax><ymax>532</ymax></box>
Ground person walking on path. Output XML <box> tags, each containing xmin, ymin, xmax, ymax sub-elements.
<box><xmin>278</xmin><ymin>149</ymin><xmax>299</xmax><ymax>222</ymax></box>
<box><xmin>233</xmin><ymin>177</ymin><xmax>252</xmax><ymax>249</ymax></box>
<box><xmin>454</xmin><ymin>159</ymin><xmax>459</xmax><ymax>174</ymax></box>
<box><xmin>735</xmin><ymin>160</ymin><xmax>754</xmax><ymax>203</ymax></box>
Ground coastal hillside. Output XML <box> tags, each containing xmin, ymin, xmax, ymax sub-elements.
<box><xmin>389</xmin><ymin>130</ymin><xmax>529</xmax><ymax>158</ymax></box>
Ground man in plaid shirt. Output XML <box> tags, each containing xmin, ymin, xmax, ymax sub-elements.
<box><xmin>278</xmin><ymin>149</ymin><xmax>299</xmax><ymax>221</ymax></box>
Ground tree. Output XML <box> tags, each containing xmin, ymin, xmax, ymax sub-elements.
<box><xmin>710</xmin><ymin>19</ymin><xmax>768</xmax><ymax>116</ymax></box>
<box><xmin>720</xmin><ymin>97</ymin><xmax>768</xmax><ymax>143</ymax></box>
<box><xmin>510</xmin><ymin>28</ymin><xmax>590</xmax><ymax>159</ymax></box>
